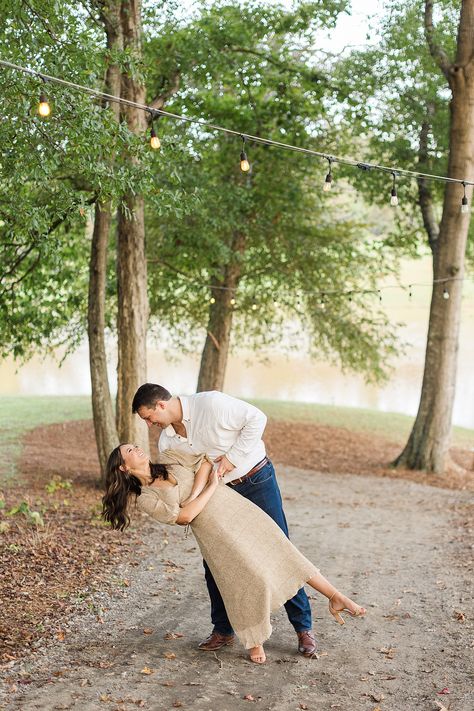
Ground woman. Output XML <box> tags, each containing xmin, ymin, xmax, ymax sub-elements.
<box><xmin>102</xmin><ymin>444</ymin><xmax>366</xmax><ymax>664</ymax></box>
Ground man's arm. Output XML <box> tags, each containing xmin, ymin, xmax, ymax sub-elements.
<box><xmin>212</xmin><ymin>396</ymin><xmax>267</xmax><ymax>476</ymax></box>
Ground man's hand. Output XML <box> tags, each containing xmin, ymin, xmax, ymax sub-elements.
<box><xmin>213</xmin><ymin>454</ymin><xmax>235</xmax><ymax>478</ymax></box>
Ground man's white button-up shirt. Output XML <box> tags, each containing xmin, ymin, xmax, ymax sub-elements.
<box><xmin>158</xmin><ymin>391</ymin><xmax>267</xmax><ymax>484</ymax></box>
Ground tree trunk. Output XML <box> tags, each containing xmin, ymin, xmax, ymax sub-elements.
<box><xmin>88</xmin><ymin>203</ymin><xmax>119</xmax><ymax>477</ymax></box>
<box><xmin>197</xmin><ymin>231</ymin><xmax>246</xmax><ymax>392</ymax></box>
<box><xmin>88</xmin><ymin>0</ymin><xmax>122</xmax><ymax>478</ymax></box>
<box><xmin>394</xmin><ymin>0</ymin><xmax>474</xmax><ymax>473</ymax></box>
<box><xmin>115</xmin><ymin>0</ymin><xmax>149</xmax><ymax>448</ymax></box>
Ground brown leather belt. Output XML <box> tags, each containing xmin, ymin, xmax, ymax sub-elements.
<box><xmin>227</xmin><ymin>457</ymin><xmax>269</xmax><ymax>486</ymax></box>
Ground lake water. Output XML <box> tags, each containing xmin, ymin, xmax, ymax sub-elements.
<box><xmin>1</xmin><ymin>259</ymin><xmax>473</xmax><ymax>429</ymax></box>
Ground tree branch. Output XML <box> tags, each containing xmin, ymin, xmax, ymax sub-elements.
<box><xmin>417</xmin><ymin>113</ymin><xmax>440</xmax><ymax>253</ymax></box>
<box><xmin>148</xmin><ymin>70</ymin><xmax>181</xmax><ymax>120</ymax></box>
<box><xmin>424</xmin><ymin>0</ymin><xmax>452</xmax><ymax>81</ymax></box>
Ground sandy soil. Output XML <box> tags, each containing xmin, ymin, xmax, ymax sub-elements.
<box><xmin>2</xmin><ymin>464</ymin><xmax>473</xmax><ymax>711</ymax></box>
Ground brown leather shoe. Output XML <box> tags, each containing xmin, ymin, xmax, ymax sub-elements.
<box><xmin>297</xmin><ymin>630</ymin><xmax>317</xmax><ymax>658</ymax></box>
<box><xmin>198</xmin><ymin>631</ymin><xmax>235</xmax><ymax>651</ymax></box>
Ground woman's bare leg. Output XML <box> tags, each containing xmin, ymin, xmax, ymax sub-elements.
<box><xmin>306</xmin><ymin>571</ymin><xmax>366</xmax><ymax>623</ymax></box>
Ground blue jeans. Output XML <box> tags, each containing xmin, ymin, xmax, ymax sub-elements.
<box><xmin>203</xmin><ymin>460</ymin><xmax>313</xmax><ymax>636</ymax></box>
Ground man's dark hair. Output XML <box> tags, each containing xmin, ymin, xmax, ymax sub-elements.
<box><xmin>132</xmin><ymin>383</ymin><xmax>172</xmax><ymax>413</ymax></box>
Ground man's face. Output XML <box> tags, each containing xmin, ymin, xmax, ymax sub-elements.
<box><xmin>137</xmin><ymin>401</ymin><xmax>172</xmax><ymax>429</ymax></box>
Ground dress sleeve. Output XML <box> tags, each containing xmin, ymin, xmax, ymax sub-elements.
<box><xmin>136</xmin><ymin>489</ymin><xmax>180</xmax><ymax>525</ymax></box>
<box><xmin>159</xmin><ymin>449</ymin><xmax>212</xmax><ymax>472</ymax></box>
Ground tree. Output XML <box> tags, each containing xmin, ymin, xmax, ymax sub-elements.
<box><xmin>335</xmin><ymin>0</ymin><xmax>473</xmax><ymax>473</ymax></box>
<box><xmin>144</xmin><ymin>0</ymin><xmax>399</xmax><ymax>392</ymax></box>
<box><xmin>395</xmin><ymin>0</ymin><xmax>474</xmax><ymax>472</ymax></box>
<box><xmin>0</xmin><ymin>0</ymin><xmax>184</xmax><ymax>472</ymax></box>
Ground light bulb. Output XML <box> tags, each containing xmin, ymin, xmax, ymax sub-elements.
<box><xmin>390</xmin><ymin>188</ymin><xmax>398</xmax><ymax>206</ymax></box>
<box><xmin>150</xmin><ymin>126</ymin><xmax>161</xmax><ymax>150</ymax></box>
<box><xmin>38</xmin><ymin>93</ymin><xmax>50</xmax><ymax>117</ymax></box>
<box><xmin>251</xmin><ymin>303</ymin><xmax>257</xmax><ymax>310</ymax></box>
<box><xmin>210</xmin><ymin>297</ymin><xmax>216</xmax><ymax>304</ymax></box>
<box><xmin>323</xmin><ymin>173</ymin><xmax>332</xmax><ymax>192</ymax></box>
<box><xmin>443</xmin><ymin>288</ymin><xmax>449</xmax><ymax>300</ymax></box>
<box><xmin>461</xmin><ymin>196</ymin><xmax>469</xmax><ymax>213</ymax></box>
<box><xmin>240</xmin><ymin>151</ymin><xmax>250</xmax><ymax>172</ymax></box>
<box><xmin>230</xmin><ymin>298</ymin><xmax>236</xmax><ymax>306</ymax></box>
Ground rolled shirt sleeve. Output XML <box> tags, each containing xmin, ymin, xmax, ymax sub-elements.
<box><xmin>136</xmin><ymin>489</ymin><xmax>180</xmax><ymax>525</ymax></box>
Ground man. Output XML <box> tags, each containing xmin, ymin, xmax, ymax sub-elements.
<box><xmin>132</xmin><ymin>383</ymin><xmax>316</xmax><ymax>658</ymax></box>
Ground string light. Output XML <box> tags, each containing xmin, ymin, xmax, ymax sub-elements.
<box><xmin>210</xmin><ymin>297</ymin><xmax>216</xmax><ymax>304</ymax></box>
<box><xmin>461</xmin><ymin>182</ymin><xmax>469</xmax><ymax>214</ymax></box>
<box><xmin>240</xmin><ymin>135</ymin><xmax>250</xmax><ymax>172</ymax></box>
<box><xmin>443</xmin><ymin>288</ymin><xmax>450</xmax><ymax>300</ymax></box>
<box><xmin>150</xmin><ymin>125</ymin><xmax>161</xmax><ymax>150</ymax></box>
<box><xmin>390</xmin><ymin>172</ymin><xmax>398</xmax><ymax>206</ymax></box>
<box><xmin>408</xmin><ymin>285</ymin><xmax>413</xmax><ymax>301</ymax></box>
<box><xmin>1</xmin><ymin>60</ymin><xmax>474</xmax><ymax>196</ymax></box>
<box><xmin>37</xmin><ymin>77</ymin><xmax>50</xmax><ymax>117</ymax></box>
<box><xmin>230</xmin><ymin>297</ymin><xmax>236</xmax><ymax>306</ymax></box>
<box><xmin>323</xmin><ymin>157</ymin><xmax>333</xmax><ymax>192</ymax></box>
<box><xmin>251</xmin><ymin>303</ymin><xmax>257</xmax><ymax>310</ymax></box>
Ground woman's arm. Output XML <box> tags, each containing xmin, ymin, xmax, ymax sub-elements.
<box><xmin>180</xmin><ymin>459</ymin><xmax>213</xmax><ymax>507</ymax></box>
<box><xmin>177</xmin><ymin>468</ymin><xmax>219</xmax><ymax>525</ymax></box>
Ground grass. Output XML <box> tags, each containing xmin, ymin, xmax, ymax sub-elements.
<box><xmin>0</xmin><ymin>396</ymin><xmax>472</xmax><ymax>485</ymax></box>
<box><xmin>250</xmin><ymin>398</ymin><xmax>474</xmax><ymax>448</ymax></box>
<box><xmin>0</xmin><ymin>396</ymin><xmax>92</xmax><ymax>484</ymax></box>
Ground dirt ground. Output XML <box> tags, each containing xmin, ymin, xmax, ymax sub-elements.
<box><xmin>1</xmin><ymin>421</ymin><xmax>474</xmax><ymax>710</ymax></box>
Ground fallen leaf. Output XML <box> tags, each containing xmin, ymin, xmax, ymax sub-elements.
<box><xmin>299</xmin><ymin>704</ymin><xmax>308</xmax><ymax>710</ymax></box>
<box><xmin>160</xmin><ymin>681</ymin><xmax>175</xmax><ymax>687</ymax></box>
<box><xmin>243</xmin><ymin>694</ymin><xmax>256</xmax><ymax>702</ymax></box>
<box><xmin>370</xmin><ymin>693</ymin><xmax>385</xmax><ymax>702</ymax></box>
<box><xmin>172</xmin><ymin>702</ymin><xmax>183</xmax><ymax>708</ymax></box>
<box><xmin>454</xmin><ymin>610</ymin><xmax>465</xmax><ymax>622</ymax></box>
<box><xmin>437</xmin><ymin>688</ymin><xmax>450</xmax><ymax>695</ymax></box>
<box><xmin>379</xmin><ymin>647</ymin><xmax>396</xmax><ymax>659</ymax></box>
<box><xmin>55</xmin><ymin>630</ymin><xmax>66</xmax><ymax>641</ymax></box>
<box><xmin>140</xmin><ymin>667</ymin><xmax>154</xmax><ymax>675</ymax></box>
<box><xmin>163</xmin><ymin>651</ymin><xmax>176</xmax><ymax>660</ymax></box>
<box><xmin>143</xmin><ymin>628</ymin><xmax>154</xmax><ymax>635</ymax></box>
<box><xmin>164</xmin><ymin>632</ymin><xmax>184</xmax><ymax>640</ymax></box>
<box><xmin>99</xmin><ymin>694</ymin><xmax>112</xmax><ymax>702</ymax></box>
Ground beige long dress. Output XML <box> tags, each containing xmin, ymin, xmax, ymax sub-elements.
<box><xmin>136</xmin><ymin>449</ymin><xmax>318</xmax><ymax>649</ymax></box>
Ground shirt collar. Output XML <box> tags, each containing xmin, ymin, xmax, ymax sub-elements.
<box><xmin>178</xmin><ymin>395</ymin><xmax>191</xmax><ymax>421</ymax></box>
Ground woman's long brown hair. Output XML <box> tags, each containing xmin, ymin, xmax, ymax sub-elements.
<box><xmin>102</xmin><ymin>445</ymin><xmax>168</xmax><ymax>531</ymax></box>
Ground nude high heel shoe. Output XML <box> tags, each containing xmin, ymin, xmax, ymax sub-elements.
<box><xmin>328</xmin><ymin>592</ymin><xmax>366</xmax><ymax>625</ymax></box>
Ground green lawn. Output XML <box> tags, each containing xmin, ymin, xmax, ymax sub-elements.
<box><xmin>251</xmin><ymin>398</ymin><xmax>474</xmax><ymax>448</ymax></box>
<box><xmin>0</xmin><ymin>396</ymin><xmax>92</xmax><ymax>484</ymax></box>
<box><xmin>0</xmin><ymin>395</ymin><xmax>472</xmax><ymax>485</ymax></box>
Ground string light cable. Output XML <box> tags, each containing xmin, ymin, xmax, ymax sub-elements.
<box><xmin>157</xmin><ymin>272</ymin><xmax>471</xmax><ymax>304</ymax></box>
<box><xmin>1</xmin><ymin>59</ymin><xmax>473</xmax><ymax>213</ymax></box>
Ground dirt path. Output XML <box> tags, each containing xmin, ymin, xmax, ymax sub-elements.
<box><xmin>2</xmin><ymin>466</ymin><xmax>473</xmax><ymax>711</ymax></box>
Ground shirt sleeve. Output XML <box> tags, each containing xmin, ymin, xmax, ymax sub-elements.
<box><xmin>213</xmin><ymin>395</ymin><xmax>267</xmax><ymax>469</ymax></box>
<box><xmin>136</xmin><ymin>489</ymin><xmax>180</xmax><ymax>525</ymax></box>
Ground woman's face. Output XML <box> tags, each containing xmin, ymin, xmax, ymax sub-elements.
<box><xmin>119</xmin><ymin>444</ymin><xmax>147</xmax><ymax>472</ymax></box>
